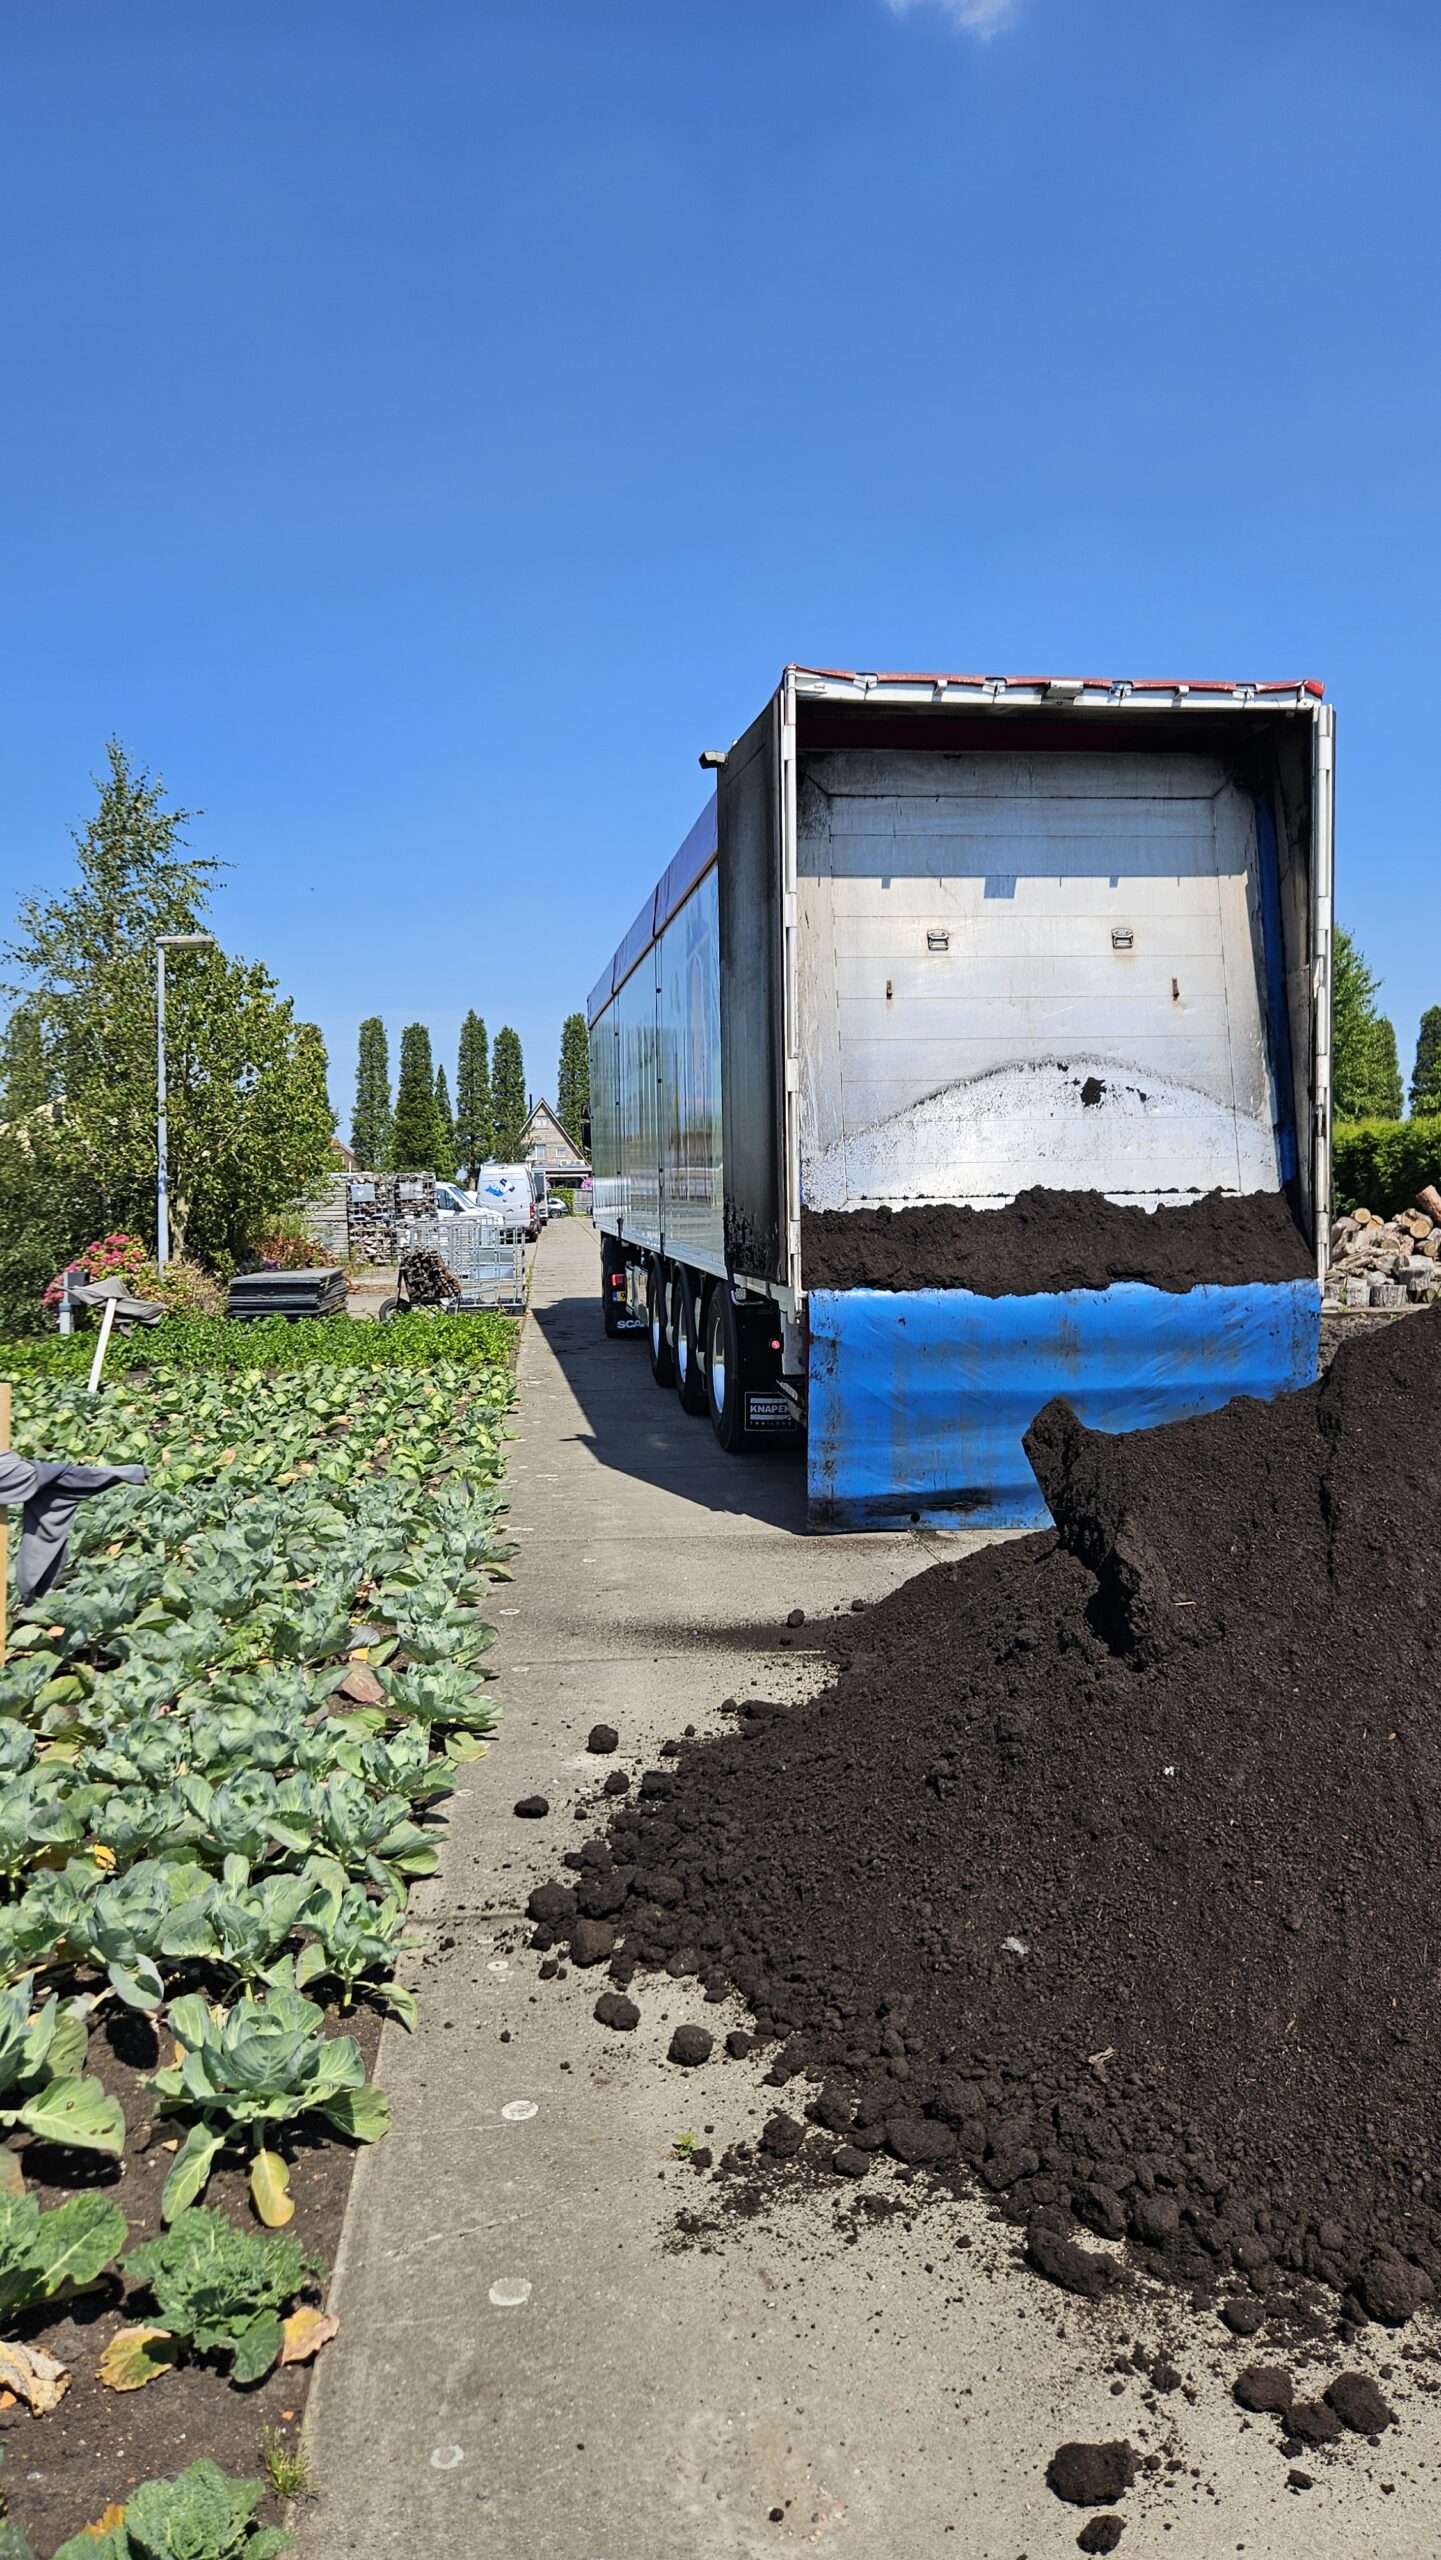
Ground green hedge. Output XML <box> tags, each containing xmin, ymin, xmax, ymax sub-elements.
<box><xmin>0</xmin><ymin>1307</ymin><xmax>516</xmax><ymax>1381</ymax></box>
<box><xmin>1333</xmin><ymin>1117</ymin><xmax>1441</xmax><ymax>1217</ymax></box>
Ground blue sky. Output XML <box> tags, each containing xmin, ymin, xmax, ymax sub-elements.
<box><xmin>2</xmin><ymin>0</ymin><xmax>1437</xmax><ymax>1123</ymax></box>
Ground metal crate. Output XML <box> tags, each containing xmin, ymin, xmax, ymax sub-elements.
<box><xmin>396</xmin><ymin>1215</ymin><xmax>525</xmax><ymax>1308</ymax></box>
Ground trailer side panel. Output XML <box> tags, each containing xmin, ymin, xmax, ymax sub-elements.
<box><xmin>717</xmin><ymin>697</ymin><xmax>785</xmax><ymax>1282</ymax></box>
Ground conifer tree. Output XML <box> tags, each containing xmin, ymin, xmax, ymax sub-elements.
<box><xmin>3</xmin><ymin>738</ymin><xmax>332</xmax><ymax>1264</ymax></box>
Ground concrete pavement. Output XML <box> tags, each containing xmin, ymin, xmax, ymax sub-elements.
<box><xmin>296</xmin><ymin>1218</ymin><xmax>1438</xmax><ymax>2560</ymax></box>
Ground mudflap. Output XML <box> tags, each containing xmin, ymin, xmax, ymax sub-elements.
<box><xmin>805</xmin><ymin>1280</ymin><xmax>1322</xmax><ymax>1530</ymax></box>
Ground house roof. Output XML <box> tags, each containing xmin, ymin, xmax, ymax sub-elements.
<box><xmin>521</xmin><ymin>1098</ymin><xmax>587</xmax><ymax>1155</ymax></box>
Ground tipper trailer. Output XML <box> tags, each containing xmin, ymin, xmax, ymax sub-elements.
<box><xmin>587</xmin><ymin>665</ymin><xmax>1332</xmax><ymax>1528</ymax></box>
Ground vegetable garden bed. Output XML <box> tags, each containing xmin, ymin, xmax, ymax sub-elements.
<box><xmin>0</xmin><ymin>1308</ymin><xmax>516</xmax><ymax>1382</ymax></box>
<box><xmin>0</xmin><ymin>1343</ymin><xmax>514</xmax><ymax>2555</ymax></box>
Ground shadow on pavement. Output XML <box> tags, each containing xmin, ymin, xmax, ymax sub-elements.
<box><xmin>527</xmin><ymin>1286</ymin><xmax>810</xmax><ymax>1534</ymax></box>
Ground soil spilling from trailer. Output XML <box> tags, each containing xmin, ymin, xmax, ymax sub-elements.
<box><xmin>538</xmin><ymin>1310</ymin><xmax>1441</xmax><ymax>2322</ymax></box>
<box><xmin>799</xmin><ymin>1186</ymin><xmax>1313</xmax><ymax>1296</ymax></box>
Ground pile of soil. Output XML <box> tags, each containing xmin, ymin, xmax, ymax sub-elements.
<box><xmin>537</xmin><ymin>1311</ymin><xmax>1441</xmax><ymax>2322</ymax></box>
<box><xmin>800</xmin><ymin>1186</ymin><xmax>1313</xmax><ymax>1295</ymax></box>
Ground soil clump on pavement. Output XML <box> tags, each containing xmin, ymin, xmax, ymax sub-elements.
<box><xmin>536</xmin><ymin>1311</ymin><xmax>1441</xmax><ymax>2324</ymax></box>
<box><xmin>799</xmin><ymin>1185</ymin><xmax>1312</xmax><ymax>1295</ymax></box>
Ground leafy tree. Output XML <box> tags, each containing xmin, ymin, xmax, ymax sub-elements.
<box><xmin>557</xmin><ymin>1010</ymin><xmax>590</xmax><ymax>1146</ymax></box>
<box><xmin>350</xmin><ymin>1017</ymin><xmax>392</xmax><ymax>1169</ymax></box>
<box><xmin>391</xmin><ymin>1023</ymin><xmax>447</xmax><ymax>1171</ymax></box>
<box><xmin>434</xmin><ymin>1063</ymin><xmax>455</xmax><ymax>1175</ymax></box>
<box><xmin>2</xmin><ymin>742</ymin><xmax>335</xmax><ymax>1274</ymax></box>
<box><xmin>0</xmin><ymin>1002</ymin><xmax>55</xmax><ymax>1122</ymax></box>
<box><xmin>0</xmin><ymin>1115</ymin><xmax>104</xmax><ymax>1336</ymax></box>
<box><xmin>454</xmin><ymin>1010</ymin><xmax>492</xmax><ymax>1180</ymax></box>
<box><xmin>1410</xmin><ymin>1006</ymin><xmax>1441</xmax><ymax>1117</ymax></box>
<box><xmin>1332</xmin><ymin>927</ymin><xmax>1403</xmax><ymax>1119</ymax></box>
<box><xmin>491</xmin><ymin>1026</ymin><xmax>525</xmax><ymax>1159</ymax></box>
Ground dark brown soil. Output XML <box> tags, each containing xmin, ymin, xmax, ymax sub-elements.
<box><xmin>800</xmin><ymin>1186</ymin><xmax>1313</xmax><ymax>1295</ymax></box>
<box><xmin>536</xmin><ymin>1309</ymin><xmax>1441</xmax><ymax>2331</ymax></box>
<box><xmin>1047</xmin><ymin>2440</ymin><xmax>1137</xmax><ymax>2505</ymax></box>
<box><xmin>5</xmin><ymin>1992</ymin><xmax>379</xmax><ymax>2556</ymax></box>
<box><xmin>1326</xmin><ymin>2371</ymin><xmax>1395</xmax><ymax>2434</ymax></box>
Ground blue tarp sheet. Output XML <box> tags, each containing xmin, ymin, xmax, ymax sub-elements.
<box><xmin>807</xmin><ymin>1280</ymin><xmax>1321</xmax><ymax>1530</ymax></box>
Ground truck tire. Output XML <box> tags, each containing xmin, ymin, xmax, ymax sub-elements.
<box><xmin>601</xmin><ymin>1236</ymin><xmax>629</xmax><ymax>1339</ymax></box>
<box><xmin>671</xmin><ymin>1270</ymin><xmax>708</xmax><ymax>1415</ymax></box>
<box><xmin>705</xmin><ymin>1286</ymin><xmax>753</xmax><ymax>1453</ymax></box>
<box><xmin>646</xmin><ymin>1261</ymin><xmax>675</xmax><ymax>1387</ymax></box>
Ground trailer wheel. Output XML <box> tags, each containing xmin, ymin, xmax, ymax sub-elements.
<box><xmin>601</xmin><ymin>1236</ymin><xmax>629</xmax><ymax>1339</ymax></box>
<box><xmin>671</xmin><ymin>1271</ymin><xmax>708</xmax><ymax>1415</ymax></box>
<box><xmin>705</xmin><ymin>1286</ymin><xmax>754</xmax><ymax>1453</ymax></box>
<box><xmin>646</xmin><ymin>1262</ymin><xmax>675</xmax><ymax>1387</ymax></box>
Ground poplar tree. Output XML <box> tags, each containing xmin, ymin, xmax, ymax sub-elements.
<box><xmin>1371</xmin><ymin>1018</ymin><xmax>1404</xmax><ymax>1122</ymax></box>
<box><xmin>1410</xmin><ymin>1007</ymin><xmax>1441</xmax><ymax>1117</ymax></box>
<box><xmin>392</xmin><ymin>1023</ymin><xmax>446</xmax><ymax>1170</ymax></box>
<box><xmin>434</xmin><ymin>1063</ymin><xmax>456</xmax><ymax>1175</ymax></box>
<box><xmin>1332</xmin><ymin>929</ymin><xmax>1403</xmax><ymax>1120</ymax></box>
<box><xmin>351</xmin><ymin>1017</ymin><xmax>392</xmax><ymax>1169</ymax></box>
<box><xmin>492</xmin><ymin>1025</ymin><xmax>526</xmax><ymax>1158</ymax></box>
<box><xmin>556</xmin><ymin>1010</ymin><xmax>590</xmax><ymax>1144</ymax></box>
<box><xmin>295</xmin><ymin>1022</ymin><xmax>336</xmax><ymax>1147</ymax></box>
<box><xmin>455</xmin><ymin>1010</ymin><xmax>492</xmax><ymax>1179</ymax></box>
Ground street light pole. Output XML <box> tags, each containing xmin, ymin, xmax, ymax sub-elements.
<box><xmin>155</xmin><ymin>934</ymin><xmax>216</xmax><ymax>1269</ymax></box>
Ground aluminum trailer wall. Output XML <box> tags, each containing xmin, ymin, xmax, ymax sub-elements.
<box><xmin>588</xmin><ymin>666</ymin><xmax>1333</xmax><ymax>1521</ymax></box>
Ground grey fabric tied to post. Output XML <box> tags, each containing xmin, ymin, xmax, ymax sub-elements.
<box><xmin>68</xmin><ymin>1276</ymin><xmax>164</xmax><ymax>1336</ymax></box>
<box><xmin>0</xmin><ymin>1454</ymin><xmax>149</xmax><ymax>1603</ymax></box>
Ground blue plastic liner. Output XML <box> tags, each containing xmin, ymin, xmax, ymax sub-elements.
<box><xmin>807</xmin><ymin>1280</ymin><xmax>1322</xmax><ymax>1530</ymax></box>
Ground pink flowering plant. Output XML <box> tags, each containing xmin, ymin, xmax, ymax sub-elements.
<box><xmin>42</xmin><ymin>1231</ymin><xmax>151</xmax><ymax>1312</ymax></box>
<box><xmin>42</xmin><ymin>1230</ymin><xmax>226</xmax><ymax>1322</ymax></box>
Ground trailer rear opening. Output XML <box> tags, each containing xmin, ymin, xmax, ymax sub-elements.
<box><xmin>586</xmin><ymin>666</ymin><xmax>1331</xmax><ymax>1526</ymax></box>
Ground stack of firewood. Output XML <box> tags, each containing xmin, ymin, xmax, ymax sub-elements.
<box><xmin>1325</xmin><ymin>1186</ymin><xmax>1441</xmax><ymax>1309</ymax></box>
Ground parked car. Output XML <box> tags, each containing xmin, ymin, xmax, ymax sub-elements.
<box><xmin>434</xmin><ymin>1180</ymin><xmax>477</xmax><ymax>1216</ymax></box>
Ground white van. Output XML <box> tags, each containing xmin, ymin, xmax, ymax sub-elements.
<box><xmin>475</xmin><ymin>1163</ymin><xmax>541</xmax><ymax>1244</ymax></box>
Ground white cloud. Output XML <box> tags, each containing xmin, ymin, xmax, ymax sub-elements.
<box><xmin>885</xmin><ymin>0</ymin><xmax>1023</xmax><ymax>35</ymax></box>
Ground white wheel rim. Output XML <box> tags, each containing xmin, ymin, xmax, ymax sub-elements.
<box><xmin>677</xmin><ymin>1327</ymin><xmax>688</xmax><ymax>1381</ymax></box>
<box><xmin>712</xmin><ymin>1336</ymin><xmax>727</xmax><ymax>1411</ymax></box>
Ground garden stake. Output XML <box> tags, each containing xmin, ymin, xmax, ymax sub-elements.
<box><xmin>86</xmin><ymin>1293</ymin><xmax>118</xmax><ymax>1395</ymax></box>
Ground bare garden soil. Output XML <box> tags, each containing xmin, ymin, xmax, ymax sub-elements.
<box><xmin>800</xmin><ymin>1185</ymin><xmax>1314</xmax><ymax>1295</ymax></box>
<box><xmin>534</xmin><ymin>1309</ymin><xmax>1441</xmax><ymax>2343</ymax></box>
<box><xmin>4</xmin><ymin>1996</ymin><xmax>379</xmax><ymax>2555</ymax></box>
